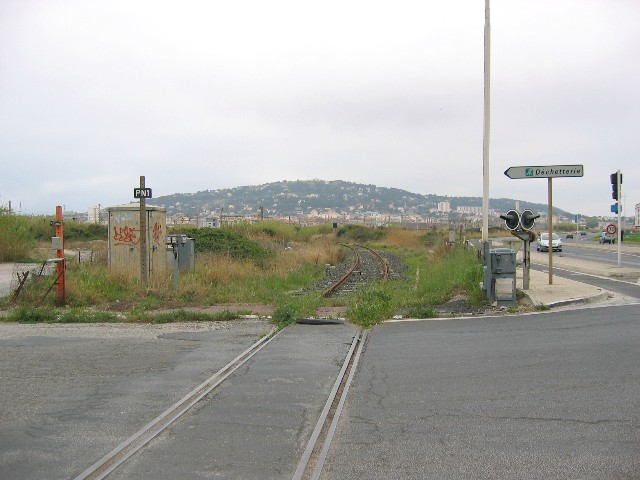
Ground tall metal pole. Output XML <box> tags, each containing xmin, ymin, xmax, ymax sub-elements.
<box><xmin>482</xmin><ymin>0</ymin><xmax>491</xmax><ymax>244</ymax></box>
<box><xmin>140</xmin><ymin>176</ymin><xmax>148</xmax><ymax>288</ymax></box>
<box><xmin>617</xmin><ymin>169</ymin><xmax>622</xmax><ymax>266</ymax></box>
<box><xmin>548</xmin><ymin>178</ymin><xmax>553</xmax><ymax>285</ymax></box>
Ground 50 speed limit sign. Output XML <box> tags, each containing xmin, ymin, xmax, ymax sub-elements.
<box><xmin>606</xmin><ymin>223</ymin><xmax>617</xmax><ymax>235</ymax></box>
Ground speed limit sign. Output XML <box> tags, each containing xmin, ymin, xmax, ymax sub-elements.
<box><xmin>606</xmin><ymin>223</ymin><xmax>617</xmax><ymax>235</ymax></box>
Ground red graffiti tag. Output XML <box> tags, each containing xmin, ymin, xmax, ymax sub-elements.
<box><xmin>113</xmin><ymin>225</ymin><xmax>140</xmax><ymax>246</ymax></box>
<box><xmin>152</xmin><ymin>222</ymin><xmax>163</xmax><ymax>244</ymax></box>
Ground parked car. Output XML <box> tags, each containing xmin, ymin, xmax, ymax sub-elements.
<box><xmin>536</xmin><ymin>233</ymin><xmax>562</xmax><ymax>252</ymax></box>
<box><xmin>599</xmin><ymin>232</ymin><xmax>615</xmax><ymax>244</ymax></box>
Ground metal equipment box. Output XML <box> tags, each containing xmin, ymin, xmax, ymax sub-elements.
<box><xmin>482</xmin><ymin>248</ymin><xmax>517</xmax><ymax>306</ymax></box>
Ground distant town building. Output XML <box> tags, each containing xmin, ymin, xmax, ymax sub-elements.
<box><xmin>437</xmin><ymin>201</ymin><xmax>451</xmax><ymax>213</ymax></box>
<box><xmin>635</xmin><ymin>202</ymin><xmax>639</xmax><ymax>227</ymax></box>
<box><xmin>456</xmin><ymin>205</ymin><xmax>482</xmax><ymax>215</ymax></box>
<box><xmin>200</xmin><ymin>216</ymin><xmax>221</xmax><ymax>228</ymax></box>
<box><xmin>88</xmin><ymin>206</ymin><xmax>101</xmax><ymax>224</ymax></box>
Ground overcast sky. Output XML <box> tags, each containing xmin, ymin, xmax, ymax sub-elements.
<box><xmin>1</xmin><ymin>0</ymin><xmax>638</xmax><ymax>217</ymax></box>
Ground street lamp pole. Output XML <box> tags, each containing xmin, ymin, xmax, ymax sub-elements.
<box><xmin>482</xmin><ymin>0</ymin><xmax>491</xmax><ymax>244</ymax></box>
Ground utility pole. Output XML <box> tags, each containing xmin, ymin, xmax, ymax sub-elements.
<box><xmin>481</xmin><ymin>0</ymin><xmax>491</xmax><ymax>244</ymax></box>
<box><xmin>139</xmin><ymin>176</ymin><xmax>148</xmax><ymax>288</ymax></box>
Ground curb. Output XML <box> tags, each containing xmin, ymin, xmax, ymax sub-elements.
<box><xmin>543</xmin><ymin>290</ymin><xmax>611</xmax><ymax>309</ymax></box>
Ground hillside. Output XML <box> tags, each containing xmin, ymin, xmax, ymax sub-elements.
<box><xmin>150</xmin><ymin>179</ymin><xmax>572</xmax><ymax>218</ymax></box>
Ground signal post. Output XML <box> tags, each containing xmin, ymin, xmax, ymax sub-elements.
<box><xmin>499</xmin><ymin>209</ymin><xmax>539</xmax><ymax>290</ymax></box>
<box><xmin>610</xmin><ymin>170</ymin><xmax>622</xmax><ymax>267</ymax></box>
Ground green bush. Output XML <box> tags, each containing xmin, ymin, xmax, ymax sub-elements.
<box><xmin>272</xmin><ymin>302</ymin><xmax>302</xmax><ymax>328</ymax></box>
<box><xmin>178</xmin><ymin>227</ymin><xmax>270</xmax><ymax>259</ymax></box>
<box><xmin>271</xmin><ymin>294</ymin><xmax>321</xmax><ymax>329</ymax></box>
<box><xmin>336</xmin><ymin>225</ymin><xmax>386</xmax><ymax>243</ymax></box>
<box><xmin>346</xmin><ymin>286</ymin><xmax>395</xmax><ymax>327</ymax></box>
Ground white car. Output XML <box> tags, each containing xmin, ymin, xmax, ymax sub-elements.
<box><xmin>536</xmin><ymin>233</ymin><xmax>562</xmax><ymax>252</ymax></box>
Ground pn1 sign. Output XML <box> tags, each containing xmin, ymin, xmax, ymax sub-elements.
<box><xmin>134</xmin><ymin>188</ymin><xmax>152</xmax><ymax>199</ymax></box>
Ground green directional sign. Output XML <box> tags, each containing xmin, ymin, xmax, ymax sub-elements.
<box><xmin>504</xmin><ymin>164</ymin><xmax>584</xmax><ymax>179</ymax></box>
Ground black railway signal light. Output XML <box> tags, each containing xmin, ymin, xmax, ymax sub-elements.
<box><xmin>520</xmin><ymin>209</ymin><xmax>540</xmax><ymax>231</ymax></box>
<box><xmin>500</xmin><ymin>209</ymin><xmax>520</xmax><ymax>231</ymax></box>
<box><xmin>610</xmin><ymin>171</ymin><xmax>622</xmax><ymax>201</ymax></box>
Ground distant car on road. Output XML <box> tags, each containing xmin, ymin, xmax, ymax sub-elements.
<box><xmin>566</xmin><ymin>233</ymin><xmax>574</xmax><ymax>239</ymax></box>
<box><xmin>536</xmin><ymin>233</ymin><xmax>562</xmax><ymax>252</ymax></box>
<box><xmin>599</xmin><ymin>232</ymin><xmax>616</xmax><ymax>244</ymax></box>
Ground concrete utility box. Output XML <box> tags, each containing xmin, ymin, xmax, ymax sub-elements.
<box><xmin>107</xmin><ymin>204</ymin><xmax>167</xmax><ymax>280</ymax></box>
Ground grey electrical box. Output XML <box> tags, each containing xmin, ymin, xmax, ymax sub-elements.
<box><xmin>177</xmin><ymin>237</ymin><xmax>195</xmax><ymax>271</ymax></box>
<box><xmin>166</xmin><ymin>235</ymin><xmax>195</xmax><ymax>271</ymax></box>
<box><xmin>51</xmin><ymin>236</ymin><xmax>63</xmax><ymax>250</ymax></box>
<box><xmin>490</xmin><ymin>248</ymin><xmax>517</xmax><ymax>274</ymax></box>
<box><xmin>482</xmin><ymin>248</ymin><xmax>517</xmax><ymax>306</ymax></box>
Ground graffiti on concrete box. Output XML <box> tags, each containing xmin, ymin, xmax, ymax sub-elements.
<box><xmin>152</xmin><ymin>222</ymin><xmax>163</xmax><ymax>245</ymax></box>
<box><xmin>113</xmin><ymin>225</ymin><xmax>140</xmax><ymax>246</ymax></box>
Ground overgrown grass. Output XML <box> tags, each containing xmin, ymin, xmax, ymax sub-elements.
<box><xmin>346</xmin><ymin>286</ymin><xmax>395</xmax><ymax>327</ymax></box>
<box><xmin>344</xmin><ymin>246</ymin><xmax>483</xmax><ymax>326</ymax></box>
<box><xmin>127</xmin><ymin>309</ymin><xmax>253</xmax><ymax>323</ymax></box>
<box><xmin>0</xmin><ymin>214</ymin><xmax>37</xmax><ymax>261</ymax></box>
<box><xmin>2</xmin><ymin>219</ymin><xmax>486</xmax><ymax>326</ymax></box>
<box><xmin>6</xmin><ymin>306</ymin><xmax>119</xmax><ymax>323</ymax></box>
<box><xmin>271</xmin><ymin>293</ymin><xmax>324</xmax><ymax>329</ymax></box>
<box><xmin>624</xmin><ymin>233</ymin><xmax>640</xmax><ymax>244</ymax></box>
<box><xmin>5</xmin><ymin>305</ymin><xmax>253</xmax><ymax>324</ymax></box>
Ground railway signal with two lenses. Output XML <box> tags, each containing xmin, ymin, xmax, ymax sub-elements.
<box><xmin>499</xmin><ymin>209</ymin><xmax>540</xmax><ymax>232</ymax></box>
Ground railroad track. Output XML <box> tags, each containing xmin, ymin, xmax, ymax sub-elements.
<box><xmin>292</xmin><ymin>330</ymin><xmax>367</xmax><ymax>480</ymax></box>
<box><xmin>321</xmin><ymin>244</ymin><xmax>390</xmax><ymax>297</ymax></box>
<box><xmin>73</xmin><ymin>330</ymin><xmax>279</xmax><ymax>480</ymax></box>
<box><xmin>71</xmin><ymin>327</ymin><xmax>366</xmax><ymax>480</ymax></box>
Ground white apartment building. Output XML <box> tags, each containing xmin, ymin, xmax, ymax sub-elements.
<box><xmin>437</xmin><ymin>201</ymin><xmax>451</xmax><ymax>213</ymax></box>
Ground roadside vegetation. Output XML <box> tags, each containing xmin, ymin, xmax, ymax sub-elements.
<box><xmin>1</xmin><ymin>213</ymin><xmax>486</xmax><ymax>327</ymax></box>
<box><xmin>623</xmin><ymin>231</ymin><xmax>640</xmax><ymax>244</ymax></box>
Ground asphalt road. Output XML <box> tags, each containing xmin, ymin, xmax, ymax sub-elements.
<box><xmin>108</xmin><ymin>323</ymin><xmax>359</xmax><ymax>480</ymax></box>
<box><xmin>559</xmin><ymin>243</ymin><xmax>640</xmax><ymax>269</ymax></box>
<box><xmin>0</xmin><ymin>321</ymin><xmax>274</xmax><ymax>480</ymax></box>
<box><xmin>322</xmin><ymin>307</ymin><xmax>640</xmax><ymax>479</ymax></box>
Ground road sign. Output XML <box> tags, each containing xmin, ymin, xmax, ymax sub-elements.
<box><xmin>504</xmin><ymin>164</ymin><xmax>583</xmax><ymax>286</ymax></box>
<box><xmin>134</xmin><ymin>188</ymin><xmax>152</xmax><ymax>199</ymax></box>
<box><xmin>504</xmin><ymin>165</ymin><xmax>584</xmax><ymax>179</ymax></box>
<box><xmin>606</xmin><ymin>223</ymin><xmax>617</xmax><ymax>235</ymax></box>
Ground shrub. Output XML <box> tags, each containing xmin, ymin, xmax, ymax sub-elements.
<box><xmin>346</xmin><ymin>286</ymin><xmax>395</xmax><ymax>327</ymax></box>
<box><xmin>178</xmin><ymin>227</ymin><xmax>270</xmax><ymax>259</ymax></box>
<box><xmin>272</xmin><ymin>302</ymin><xmax>302</xmax><ymax>329</ymax></box>
<box><xmin>336</xmin><ymin>225</ymin><xmax>386</xmax><ymax>243</ymax></box>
